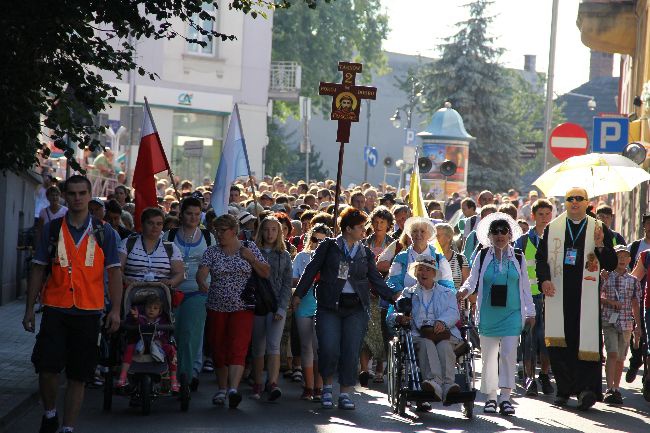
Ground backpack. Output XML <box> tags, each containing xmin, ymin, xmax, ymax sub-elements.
<box><xmin>47</xmin><ymin>216</ymin><xmax>106</xmax><ymax>261</ymax></box>
<box><xmin>240</xmin><ymin>240</ymin><xmax>278</xmax><ymax>316</ymax></box>
<box><xmin>166</xmin><ymin>228</ymin><xmax>212</xmax><ymax>247</ymax></box>
<box><xmin>474</xmin><ymin>247</ymin><xmax>524</xmax><ymax>293</ymax></box>
<box><xmin>125</xmin><ymin>235</ymin><xmax>174</xmax><ymax>261</ymax></box>
<box><xmin>630</xmin><ymin>240</ymin><xmax>642</xmax><ymax>269</ymax></box>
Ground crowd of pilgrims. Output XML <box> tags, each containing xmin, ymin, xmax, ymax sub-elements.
<box><xmin>33</xmin><ymin>173</ymin><xmax>650</xmax><ymax>414</ymax></box>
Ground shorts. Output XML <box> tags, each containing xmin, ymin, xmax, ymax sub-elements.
<box><xmin>31</xmin><ymin>308</ymin><xmax>101</xmax><ymax>382</ymax></box>
<box><xmin>603</xmin><ymin>323</ymin><xmax>631</xmax><ymax>359</ymax></box>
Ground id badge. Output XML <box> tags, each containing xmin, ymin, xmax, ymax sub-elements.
<box><xmin>338</xmin><ymin>261</ymin><xmax>349</xmax><ymax>280</ymax></box>
<box><xmin>564</xmin><ymin>248</ymin><xmax>578</xmax><ymax>266</ymax></box>
<box><xmin>144</xmin><ymin>272</ymin><xmax>155</xmax><ymax>282</ymax></box>
<box><xmin>608</xmin><ymin>312</ymin><xmax>619</xmax><ymax>324</ymax></box>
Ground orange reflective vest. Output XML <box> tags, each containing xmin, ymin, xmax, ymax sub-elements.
<box><xmin>42</xmin><ymin>218</ymin><xmax>105</xmax><ymax>310</ymax></box>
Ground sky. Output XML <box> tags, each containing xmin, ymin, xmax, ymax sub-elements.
<box><xmin>381</xmin><ymin>0</ymin><xmax>618</xmax><ymax>94</ymax></box>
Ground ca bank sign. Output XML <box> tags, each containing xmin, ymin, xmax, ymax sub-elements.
<box><xmin>592</xmin><ymin>117</ymin><xmax>629</xmax><ymax>153</ymax></box>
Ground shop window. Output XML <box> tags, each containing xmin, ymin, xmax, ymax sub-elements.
<box><xmin>172</xmin><ymin>111</ymin><xmax>225</xmax><ymax>185</ymax></box>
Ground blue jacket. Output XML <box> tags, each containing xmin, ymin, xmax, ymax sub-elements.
<box><xmin>386</xmin><ymin>245</ymin><xmax>455</xmax><ymax>293</ymax></box>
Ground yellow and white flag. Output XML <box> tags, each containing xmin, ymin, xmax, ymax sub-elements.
<box><xmin>409</xmin><ymin>155</ymin><xmax>426</xmax><ymax>218</ymax></box>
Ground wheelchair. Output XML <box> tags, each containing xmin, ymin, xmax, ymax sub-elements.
<box><xmin>387</xmin><ymin>297</ymin><xmax>477</xmax><ymax>418</ymax></box>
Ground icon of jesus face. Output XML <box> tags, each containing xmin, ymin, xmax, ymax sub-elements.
<box><xmin>339</xmin><ymin>96</ymin><xmax>353</xmax><ymax>111</ymax></box>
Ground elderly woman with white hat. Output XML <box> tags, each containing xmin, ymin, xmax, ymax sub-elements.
<box><xmin>387</xmin><ymin>217</ymin><xmax>455</xmax><ymax>294</ymax></box>
<box><xmin>390</xmin><ymin>255</ymin><xmax>461</xmax><ymax>404</ymax></box>
<box><xmin>457</xmin><ymin>212</ymin><xmax>536</xmax><ymax>416</ymax></box>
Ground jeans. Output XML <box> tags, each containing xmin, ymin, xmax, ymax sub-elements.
<box><xmin>252</xmin><ymin>312</ymin><xmax>286</xmax><ymax>357</ymax></box>
<box><xmin>315</xmin><ymin>305</ymin><xmax>369</xmax><ymax>387</ymax></box>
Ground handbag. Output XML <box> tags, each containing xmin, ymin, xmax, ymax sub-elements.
<box><xmin>419</xmin><ymin>324</ymin><xmax>451</xmax><ymax>343</ymax></box>
<box><xmin>241</xmin><ymin>242</ymin><xmax>278</xmax><ymax>316</ymax></box>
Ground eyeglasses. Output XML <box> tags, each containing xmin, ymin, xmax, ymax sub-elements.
<box><xmin>565</xmin><ymin>196</ymin><xmax>586</xmax><ymax>203</ymax></box>
<box><xmin>489</xmin><ymin>227</ymin><xmax>510</xmax><ymax>235</ymax></box>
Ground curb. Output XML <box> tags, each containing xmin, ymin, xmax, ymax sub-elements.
<box><xmin>0</xmin><ymin>389</ymin><xmax>39</xmax><ymax>429</ymax></box>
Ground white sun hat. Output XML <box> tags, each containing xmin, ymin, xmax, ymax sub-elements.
<box><xmin>407</xmin><ymin>254</ymin><xmax>440</xmax><ymax>280</ymax></box>
<box><xmin>403</xmin><ymin>216</ymin><xmax>436</xmax><ymax>241</ymax></box>
<box><xmin>475</xmin><ymin>212</ymin><xmax>522</xmax><ymax>247</ymax></box>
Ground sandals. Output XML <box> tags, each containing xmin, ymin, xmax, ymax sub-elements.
<box><xmin>321</xmin><ymin>391</ymin><xmax>334</xmax><ymax>409</ymax></box>
<box><xmin>338</xmin><ymin>394</ymin><xmax>355</xmax><ymax>410</ymax></box>
<box><xmin>483</xmin><ymin>399</ymin><xmax>497</xmax><ymax>413</ymax></box>
<box><xmin>499</xmin><ymin>400</ymin><xmax>515</xmax><ymax>416</ymax></box>
<box><xmin>212</xmin><ymin>390</ymin><xmax>226</xmax><ymax>406</ymax></box>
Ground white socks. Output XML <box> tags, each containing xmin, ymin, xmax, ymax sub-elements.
<box><xmin>44</xmin><ymin>409</ymin><xmax>57</xmax><ymax>419</ymax></box>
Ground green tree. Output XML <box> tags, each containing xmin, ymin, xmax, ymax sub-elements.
<box><xmin>271</xmin><ymin>0</ymin><xmax>389</xmax><ymax>118</ymax></box>
<box><xmin>0</xmin><ymin>0</ymin><xmax>319</xmax><ymax>174</ymax></box>
<box><xmin>265</xmin><ymin>119</ymin><xmax>328</xmax><ymax>181</ymax></box>
<box><xmin>418</xmin><ymin>0</ymin><xmax>520</xmax><ymax>192</ymax></box>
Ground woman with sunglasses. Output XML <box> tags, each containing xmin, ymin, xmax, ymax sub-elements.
<box><xmin>196</xmin><ymin>214</ymin><xmax>270</xmax><ymax>409</ymax></box>
<box><xmin>457</xmin><ymin>213</ymin><xmax>535</xmax><ymax>416</ymax></box>
<box><xmin>291</xmin><ymin>223</ymin><xmax>333</xmax><ymax>401</ymax></box>
<box><xmin>292</xmin><ymin>208</ymin><xmax>398</xmax><ymax>410</ymax></box>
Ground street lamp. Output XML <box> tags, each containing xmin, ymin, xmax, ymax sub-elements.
<box><xmin>390</xmin><ymin>110</ymin><xmax>402</xmax><ymax>129</ymax></box>
<box><xmin>558</xmin><ymin>92</ymin><xmax>597</xmax><ymax>111</ymax></box>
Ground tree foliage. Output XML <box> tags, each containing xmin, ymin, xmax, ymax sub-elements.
<box><xmin>0</xmin><ymin>0</ymin><xmax>318</xmax><ymax>174</ymax></box>
<box><xmin>265</xmin><ymin>120</ymin><xmax>328</xmax><ymax>181</ymax></box>
<box><xmin>271</xmin><ymin>0</ymin><xmax>389</xmax><ymax>118</ymax></box>
<box><xmin>417</xmin><ymin>0</ymin><xmax>521</xmax><ymax>192</ymax></box>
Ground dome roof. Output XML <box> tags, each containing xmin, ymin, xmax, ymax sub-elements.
<box><xmin>417</xmin><ymin>102</ymin><xmax>475</xmax><ymax>142</ymax></box>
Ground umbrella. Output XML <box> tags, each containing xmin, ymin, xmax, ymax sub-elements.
<box><xmin>533</xmin><ymin>153</ymin><xmax>650</xmax><ymax>198</ymax></box>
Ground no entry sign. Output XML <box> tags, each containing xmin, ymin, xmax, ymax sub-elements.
<box><xmin>549</xmin><ymin>123</ymin><xmax>589</xmax><ymax>161</ymax></box>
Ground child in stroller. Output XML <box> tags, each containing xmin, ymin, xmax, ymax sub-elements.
<box><xmin>117</xmin><ymin>294</ymin><xmax>179</xmax><ymax>392</ymax></box>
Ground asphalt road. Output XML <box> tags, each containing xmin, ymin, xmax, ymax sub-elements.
<box><xmin>6</xmin><ymin>368</ymin><xmax>650</xmax><ymax>433</ymax></box>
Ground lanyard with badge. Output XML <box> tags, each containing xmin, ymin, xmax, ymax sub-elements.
<box><xmin>607</xmin><ymin>275</ymin><xmax>621</xmax><ymax>325</ymax></box>
<box><xmin>143</xmin><ymin>237</ymin><xmax>161</xmax><ymax>281</ymax></box>
<box><xmin>420</xmin><ymin>291</ymin><xmax>436</xmax><ymax>327</ymax></box>
<box><xmin>565</xmin><ymin>219</ymin><xmax>586</xmax><ymax>266</ymax></box>
<box><xmin>182</xmin><ymin>227</ymin><xmax>199</xmax><ymax>260</ymax></box>
<box><xmin>338</xmin><ymin>241</ymin><xmax>354</xmax><ymax>280</ymax></box>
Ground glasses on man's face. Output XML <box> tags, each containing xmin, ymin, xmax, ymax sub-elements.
<box><xmin>489</xmin><ymin>227</ymin><xmax>510</xmax><ymax>236</ymax></box>
<box><xmin>566</xmin><ymin>196</ymin><xmax>586</xmax><ymax>203</ymax></box>
<box><xmin>310</xmin><ymin>236</ymin><xmax>324</xmax><ymax>244</ymax></box>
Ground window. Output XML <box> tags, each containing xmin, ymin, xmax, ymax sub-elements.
<box><xmin>186</xmin><ymin>2</ymin><xmax>217</xmax><ymax>56</ymax></box>
<box><xmin>171</xmin><ymin>111</ymin><xmax>225</xmax><ymax>184</ymax></box>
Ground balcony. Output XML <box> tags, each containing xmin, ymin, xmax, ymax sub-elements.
<box><xmin>269</xmin><ymin>61</ymin><xmax>302</xmax><ymax>102</ymax></box>
<box><xmin>576</xmin><ymin>0</ymin><xmax>636</xmax><ymax>55</ymax></box>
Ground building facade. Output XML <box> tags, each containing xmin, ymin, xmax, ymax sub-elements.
<box><xmin>101</xmin><ymin>2</ymin><xmax>274</xmax><ymax>184</ymax></box>
<box><xmin>577</xmin><ymin>0</ymin><xmax>650</xmax><ymax>241</ymax></box>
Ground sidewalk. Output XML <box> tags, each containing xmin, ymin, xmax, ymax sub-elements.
<box><xmin>0</xmin><ymin>299</ymin><xmax>40</xmax><ymax>428</ymax></box>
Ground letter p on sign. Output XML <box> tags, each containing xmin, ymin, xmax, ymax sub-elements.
<box><xmin>592</xmin><ymin>117</ymin><xmax>629</xmax><ymax>153</ymax></box>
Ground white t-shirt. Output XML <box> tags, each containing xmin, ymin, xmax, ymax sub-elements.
<box><xmin>119</xmin><ymin>236</ymin><xmax>183</xmax><ymax>282</ymax></box>
<box><xmin>39</xmin><ymin>206</ymin><xmax>68</xmax><ymax>224</ymax></box>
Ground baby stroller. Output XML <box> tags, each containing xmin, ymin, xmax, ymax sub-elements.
<box><xmin>100</xmin><ymin>282</ymin><xmax>190</xmax><ymax>415</ymax></box>
<box><xmin>387</xmin><ymin>297</ymin><xmax>477</xmax><ymax>418</ymax></box>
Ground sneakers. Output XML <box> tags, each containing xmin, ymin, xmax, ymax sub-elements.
<box><xmin>625</xmin><ymin>363</ymin><xmax>641</xmax><ymax>383</ymax></box>
<box><xmin>358</xmin><ymin>371</ymin><xmax>370</xmax><ymax>387</ymax></box>
<box><xmin>202</xmin><ymin>359</ymin><xmax>214</xmax><ymax>373</ymax></box>
<box><xmin>577</xmin><ymin>390</ymin><xmax>596</xmax><ymax>411</ymax></box>
<box><xmin>421</xmin><ymin>379</ymin><xmax>442</xmax><ymax>401</ymax></box>
<box><xmin>39</xmin><ymin>414</ymin><xmax>59</xmax><ymax>433</ymax></box>
<box><xmin>291</xmin><ymin>368</ymin><xmax>303</xmax><ymax>383</ymax></box>
<box><xmin>604</xmin><ymin>389</ymin><xmax>623</xmax><ymax>405</ymax></box>
<box><xmin>212</xmin><ymin>390</ymin><xmax>226</xmax><ymax>406</ymax></box>
<box><xmin>539</xmin><ymin>373</ymin><xmax>554</xmax><ymax>395</ymax></box>
<box><xmin>312</xmin><ymin>388</ymin><xmax>322</xmax><ymax>402</ymax></box>
<box><xmin>525</xmin><ymin>378</ymin><xmax>538</xmax><ymax>396</ymax></box>
<box><xmin>249</xmin><ymin>383</ymin><xmax>263</xmax><ymax>400</ymax></box>
<box><xmin>553</xmin><ymin>395</ymin><xmax>569</xmax><ymax>407</ymax></box>
<box><xmin>443</xmin><ymin>383</ymin><xmax>461</xmax><ymax>404</ymax></box>
<box><xmin>228</xmin><ymin>390</ymin><xmax>242</xmax><ymax>409</ymax></box>
<box><xmin>268</xmin><ymin>383</ymin><xmax>282</xmax><ymax>401</ymax></box>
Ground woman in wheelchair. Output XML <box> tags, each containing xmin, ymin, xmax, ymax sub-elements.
<box><xmin>390</xmin><ymin>254</ymin><xmax>461</xmax><ymax>404</ymax></box>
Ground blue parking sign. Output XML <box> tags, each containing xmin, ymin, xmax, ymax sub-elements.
<box><xmin>592</xmin><ymin>117</ymin><xmax>629</xmax><ymax>153</ymax></box>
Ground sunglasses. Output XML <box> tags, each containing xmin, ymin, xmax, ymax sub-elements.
<box><xmin>489</xmin><ymin>227</ymin><xmax>510</xmax><ymax>235</ymax></box>
<box><xmin>565</xmin><ymin>196</ymin><xmax>586</xmax><ymax>203</ymax></box>
<box><xmin>310</xmin><ymin>236</ymin><xmax>325</xmax><ymax>244</ymax></box>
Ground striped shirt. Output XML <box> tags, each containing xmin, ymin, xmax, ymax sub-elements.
<box><xmin>119</xmin><ymin>236</ymin><xmax>183</xmax><ymax>282</ymax></box>
<box><xmin>448</xmin><ymin>251</ymin><xmax>468</xmax><ymax>289</ymax></box>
